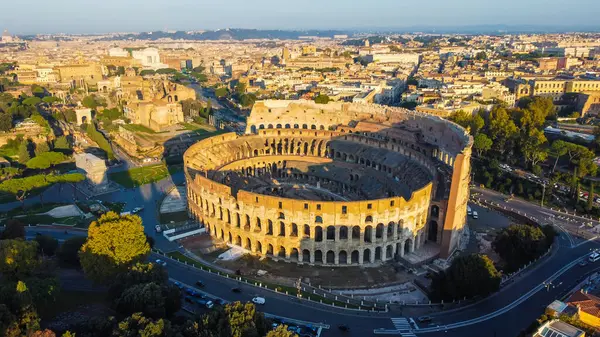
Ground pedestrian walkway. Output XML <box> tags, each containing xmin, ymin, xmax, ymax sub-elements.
<box><xmin>390</xmin><ymin>318</ymin><xmax>412</xmax><ymax>332</ymax></box>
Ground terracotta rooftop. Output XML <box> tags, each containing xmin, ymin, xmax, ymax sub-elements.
<box><xmin>567</xmin><ymin>290</ymin><xmax>600</xmax><ymax>317</ymax></box>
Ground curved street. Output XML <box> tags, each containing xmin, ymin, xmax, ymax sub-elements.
<box><xmin>11</xmin><ymin>174</ymin><xmax>600</xmax><ymax>336</ymax></box>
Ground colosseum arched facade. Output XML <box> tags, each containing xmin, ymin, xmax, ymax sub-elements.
<box><xmin>184</xmin><ymin>100</ymin><xmax>472</xmax><ymax>266</ymax></box>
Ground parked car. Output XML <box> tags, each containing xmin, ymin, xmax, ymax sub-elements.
<box><xmin>196</xmin><ymin>299</ymin><xmax>214</xmax><ymax>309</ymax></box>
<box><xmin>195</xmin><ymin>280</ymin><xmax>205</xmax><ymax>287</ymax></box>
<box><xmin>418</xmin><ymin>316</ymin><xmax>433</xmax><ymax>323</ymax></box>
<box><xmin>155</xmin><ymin>225</ymin><xmax>162</xmax><ymax>233</ymax></box>
<box><xmin>185</xmin><ymin>289</ymin><xmax>201</xmax><ymax>297</ymax></box>
<box><xmin>173</xmin><ymin>281</ymin><xmax>183</xmax><ymax>289</ymax></box>
<box><xmin>252</xmin><ymin>297</ymin><xmax>265</xmax><ymax>305</ymax></box>
<box><xmin>155</xmin><ymin>259</ymin><xmax>167</xmax><ymax>267</ymax></box>
<box><xmin>472</xmin><ymin>211</ymin><xmax>479</xmax><ymax>219</ymax></box>
<box><xmin>231</xmin><ymin>287</ymin><xmax>242</xmax><ymax>293</ymax></box>
<box><xmin>132</xmin><ymin>206</ymin><xmax>144</xmax><ymax>214</ymax></box>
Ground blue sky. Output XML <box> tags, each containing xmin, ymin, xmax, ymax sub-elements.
<box><xmin>2</xmin><ymin>0</ymin><xmax>599</xmax><ymax>34</ymax></box>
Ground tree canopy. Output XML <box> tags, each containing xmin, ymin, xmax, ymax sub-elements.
<box><xmin>0</xmin><ymin>240</ymin><xmax>41</xmax><ymax>280</ymax></box>
<box><xmin>493</xmin><ymin>224</ymin><xmax>552</xmax><ymax>272</ymax></box>
<box><xmin>25</xmin><ymin>152</ymin><xmax>67</xmax><ymax>170</ymax></box>
<box><xmin>79</xmin><ymin>212</ymin><xmax>150</xmax><ymax>283</ymax></box>
<box><xmin>314</xmin><ymin>94</ymin><xmax>330</xmax><ymax>104</ymax></box>
<box><xmin>431</xmin><ymin>254</ymin><xmax>501</xmax><ymax>301</ymax></box>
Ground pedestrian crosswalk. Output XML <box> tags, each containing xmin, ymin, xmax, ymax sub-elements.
<box><xmin>391</xmin><ymin>318</ymin><xmax>417</xmax><ymax>336</ymax></box>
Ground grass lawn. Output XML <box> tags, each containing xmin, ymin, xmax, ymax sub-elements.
<box><xmin>109</xmin><ymin>163</ymin><xmax>183</xmax><ymax>188</ymax></box>
<box><xmin>121</xmin><ymin>123</ymin><xmax>160</xmax><ymax>134</ymax></box>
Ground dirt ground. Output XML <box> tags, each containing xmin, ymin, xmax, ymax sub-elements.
<box><xmin>180</xmin><ymin>235</ymin><xmax>415</xmax><ymax>288</ymax></box>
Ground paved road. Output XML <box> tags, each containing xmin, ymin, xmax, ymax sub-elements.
<box><xmin>9</xmin><ymin>181</ymin><xmax>600</xmax><ymax>336</ymax></box>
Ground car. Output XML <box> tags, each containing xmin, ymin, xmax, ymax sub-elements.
<box><xmin>155</xmin><ymin>225</ymin><xmax>162</xmax><ymax>233</ymax></box>
<box><xmin>417</xmin><ymin>316</ymin><xmax>433</xmax><ymax>323</ymax></box>
<box><xmin>213</xmin><ymin>298</ymin><xmax>224</xmax><ymax>305</ymax></box>
<box><xmin>195</xmin><ymin>280</ymin><xmax>205</xmax><ymax>288</ymax></box>
<box><xmin>338</xmin><ymin>325</ymin><xmax>350</xmax><ymax>332</ymax></box>
<box><xmin>579</xmin><ymin>260</ymin><xmax>588</xmax><ymax>267</ymax></box>
<box><xmin>185</xmin><ymin>288</ymin><xmax>199</xmax><ymax>297</ymax></box>
<box><xmin>589</xmin><ymin>252</ymin><xmax>600</xmax><ymax>262</ymax></box>
<box><xmin>155</xmin><ymin>259</ymin><xmax>167</xmax><ymax>267</ymax></box>
<box><xmin>231</xmin><ymin>287</ymin><xmax>242</xmax><ymax>293</ymax></box>
<box><xmin>252</xmin><ymin>297</ymin><xmax>265</xmax><ymax>305</ymax></box>
<box><xmin>132</xmin><ymin>206</ymin><xmax>144</xmax><ymax>214</ymax></box>
<box><xmin>196</xmin><ymin>299</ymin><xmax>214</xmax><ymax>309</ymax></box>
<box><xmin>472</xmin><ymin>211</ymin><xmax>479</xmax><ymax>219</ymax></box>
<box><xmin>173</xmin><ymin>281</ymin><xmax>183</xmax><ymax>289</ymax></box>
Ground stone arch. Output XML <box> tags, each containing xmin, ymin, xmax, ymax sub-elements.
<box><xmin>267</xmin><ymin>244</ymin><xmax>274</xmax><ymax>255</ymax></box>
<box><xmin>376</xmin><ymin>223</ymin><xmax>384</xmax><ymax>239</ymax></box>
<box><xmin>387</xmin><ymin>222</ymin><xmax>394</xmax><ymax>238</ymax></box>
<box><xmin>250</xmin><ymin>125</ymin><xmax>257</xmax><ymax>134</ymax></box>
<box><xmin>363</xmin><ymin>248</ymin><xmax>371</xmax><ymax>263</ymax></box>
<box><xmin>404</xmin><ymin>238</ymin><xmax>413</xmax><ymax>254</ymax></box>
<box><xmin>290</xmin><ymin>248</ymin><xmax>299</xmax><ymax>261</ymax></box>
<box><xmin>431</xmin><ymin>205</ymin><xmax>440</xmax><ymax>218</ymax></box>
<box><xmin>386</xmin><ymin>245</ymin><xmax>393</xmax><ymax>259</ymax></box>
<box><xmin>278</xmin><ymin>246</ymin><xmax>286</xmax><ymax>258</ymax></box>
<box><xmin>245</xmin><ymin>237</ymin><xmax>252</xmax><ymax>251</ymax></box>
<box><xmin>364</xmin><ymin>225</ymin><xmax>372</xmax><ymax>243</ymax></box>
<box><xmin>256</xmin><ymin>241</ymin><xmax>263</xmax><ymax>254</ymax></box>
<box><xmin>314</xmin><ymin>250</ymin><xmax>323</xmax><ymax>263</ymax></box>
<box><xmin>235</xmin><ymin>235</ymin><xmax>242</xmax><ymax>246</ymax></box>
<box><xmin>302</xmin><ymin>249</ymin><xmax>310</xmax><ymax>262</ymax></box>
<box><xmin>326</xmin><ymin>250</ymin><xmax>335</xmax><ymax>264</ymax></box>
<box><xmin>375</xmin><ymin>246</ymin><xmax>382</xmax><ymax>261</ymax></box>
<box><xmin>228</xmin><ymin>232</ymin><xmax>232</xmax><ymax>243</ymax></box>
<box><xmin>291</xmin><ymin>223</ymin><xmax>298</xmax><ymax>237</ymax></box>
<box><xmin>304</xmin><ymin>224</ymin><xmax>310</xmax><ymax>237</ymax></box>
<box><xmin>351</xmin><ymin>250</ymin><xmax>359</xmax><ymax>264</ymax></box>
<box><xmin>365</xmin><ymin>215</ymin><xmax>373</xmax><ymax>223</ymax></box>
<box><xmin>339</xmin><ymin>226</ymin><xmax>348</xmax><ymax>240</ymax></box>
<box><xmin>267</xmin><ymin>220</ymin><xmax>273</xmax><ymax>235</ymax></box>
<box><xmin>279</xmin><ymin>221</ymin><xmax>286</xmax><ymax>236</ymax></box>
<box><xmin>315</xmin><ymin>226</ymin><xmax>323</xmax><ymax>242</ymax></box>
<box><xmin>285</xmin><ymin>123</ymin><xmax>291</xmax><ymax>129</ymax></box>
<box><xmin>315</xmin><ymin>215</ymin><xmax>323</xmax><ymax>223</ymax></box>
<box><xmin>352</xmin><ymin>226</ymin><xmax>360</xmax><ymax>240</ymax></box>
<box><xmin>326</xmin><ymin>226</ymin><xmax>335</xmax><ymax>240</ymax></box>
<box><xmin>256</xmin><ymin>218</ymin><xmax>262</xmax><ymax>231</ymax></box>
<box><xmin>339</xmin><ymin>250</ymin><xmax>348</xmax><ymax>264</ymax></box>
<box><xmin>428</xmin><ymin>220</ymin><xmax>438</xmax><ymax>242</ymax></box>
<box><xmin>220</xmin><ymin>229</ymin><xmax>224</xmax><ymax>240</ymax></box>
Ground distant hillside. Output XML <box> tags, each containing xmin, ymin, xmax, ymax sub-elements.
<box><xmin>99</xmin><ymin>29</ymin><xmax>351</xmax><ymax>41</ymax></box>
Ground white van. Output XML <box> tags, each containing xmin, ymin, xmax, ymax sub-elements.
<box><xmin>472</xmin><ymin>211</ymin><xmax>479</xmax><ymax>219</ymax></box>
<box><xmin>589</xmin><ymin>252</ymin><xmax>600</xmax><ymax>262</ymax></box>
<box><xmin>467</xmin><ymin>206</ymin><xmax>472</xmax><ymax>216</ymax></box>
<box><xmin>252</xmin><ymin>297</ymin><xmax>266</xmax><ymax>305</ymax></box>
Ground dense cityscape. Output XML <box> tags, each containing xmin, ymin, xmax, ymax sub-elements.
<box><xmin>3</xmin><ymin>4</ymin><xmax>600</xmax><ymax>337</ymax></box>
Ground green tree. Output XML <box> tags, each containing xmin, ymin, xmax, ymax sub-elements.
<box><xmin>431</xmin><ymin>254</ymin><xmax>501</xmax><ymax>301</ymax></box>
<box><xmin>79</xmin><ymin>212</ymin><xmax>150</xmax><ymax>283</ymax></box>
<box><xmin>26</xmin><ymin>152</ymin><xmax>67</xmax><ymax>170</ymax></box>
<box><xmin>487</xmin><ymin>105</ymin><xmax>518</xmax><ymax>156</ymax></box>
<box><xmin>234</xmin><ymin>82</ymin><xmax>247</xmax><ymax>95</ymax></box>
<box><xmin>267</xmin><ymin>325</ymin><xmax>298</xmax><ymax>337</ymax></box>
<box><xmin>56</xmin><ymin>236</ymin><xmax>86</xmax><ymax>268</ymax></box>
<box><xmin>0</xmin><ymin>240</ymin><xmax>40</xmax><ymax>280</ymax></box>
<box><xmin>215</xmin><ymin>87</ymin><xmax>228</xmax><ymax>99</ymax></box>
<box><xmin>22</xmin><ymin>97</ymin><xmax>42</xmax><ymax>106</ymax></box>
<box><xmin>521</xmin><ymin>129</ymin><xmax>548</xmax><ymax>167</ymax></box>
<box><xmin>550</xmin><ymin>140</ymin><xmax>568</xmax><ymax>172</ymax></box>
<box><xmin>18</xmin><ymin>140</ymin><xmax>31</xmax><ymax>164</ymax></box>
<box><xmin>115</xmin><ymin>282</ymin><xmax>166</xmax><ymax>319</ymax></box>
<box><xmin>82</xmin><ymin>96</ymin><xmax>98</xmax><ymax>109</ymax></box>
<box><xmin>0</xmin><ymin>113</ymin><xmax>12</xmax><ymax>131</ymax></box>
<box><xmin>1</xmin><ymin>219</ymin><xmax>25</xmax><ymax>240</ymax></box>
<box><xmin>156</xmin><ymin>68</ymin><xmax>177</xmax><ymax>75</ymax></box>
<box><xmin>493</xmin><ymin>224</ymin><xmax>549</xmax><ymax>272</ymax></box>
<box><xmin>470</xmin><ymin>114</ymin><xmax>485</xmax><ymax>135</ymax></box>
<box><xmin>109</xmin><ymin>262</ymin><xmax>168</xmax><ymax>299</ymax></box>
<box><xmin>140</xmin><ymin>69</ymin><xmax>156</xmax><ymax>76</ymax></box>
<box><xmin>41</xmin><ymin>96</ymin><xmax>61</xmax><ymax>105</ymax></box>
<box><xmin>111</xmin><ymin>313</ymin><xmax>173</xmax><ymax>337</ymax></box>
<box><xmin>473</xmin><ymin>133</ymin><xmax>493</xmax><ymax>157</ymax></box>
<box><xmin>314</xmin><ymin>94</ymin><xmax>330</xmax><ymax>104</ymax></box>
<box><xmin>34</xmin><ymin>235</ymin><xmax>58</xmax><ymax>257</ymax></box>
<box><xmin>34</xmin><ymin>142</ymin><xmax>49</xmax><ymax>156</ymax></box>
<box><xmin>475</xmin><ymin>51</ymin><xmax>487</xmax><ymax>60</ymax></box>
<box><xmin>53</xmin><ymin>136</ymin><xmax>71</xmax><ymax>153</ymax></box>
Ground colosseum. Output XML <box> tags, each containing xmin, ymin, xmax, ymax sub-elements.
<box><xmin>184</xmin><ymin>100</ymin><xmax>472</xmax><ymax>266</ymax></box>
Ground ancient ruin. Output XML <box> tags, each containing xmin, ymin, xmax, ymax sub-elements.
<box><xmin>184</xmin><ymin>100</ymin><xmax>472</xmax><ymax>266</ymax></box>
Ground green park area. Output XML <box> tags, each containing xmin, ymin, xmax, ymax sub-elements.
<box><xmin>121</xmin><ymin>123</ymin><xmax>161</xmax><ymax>134</ymax></box>
<box><xmin>109</xmin><ymin>163</ymin><xmax>183</xmax><ymax>188</ymax></box>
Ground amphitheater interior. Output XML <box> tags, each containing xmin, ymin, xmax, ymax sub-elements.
<box><xmin>184</xmin><ymin>100</ymin><xmax>472</xmax><ymax>266</ymax></box>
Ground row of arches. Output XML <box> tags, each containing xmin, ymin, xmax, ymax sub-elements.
<box><xmin>250</xmin><ymin>123</ymin><xmax>330</xmax><ymax>134</ymax></box>
<box><xmin>205</xmin><ymin>222</ymin><xmax>422</xmax><ymax>265</ymax></box>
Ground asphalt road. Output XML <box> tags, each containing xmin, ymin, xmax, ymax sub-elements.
<box><xmin>9</xmin><ymin>179</ymin><xmax>600</xmax><ymax>336</ymax></box>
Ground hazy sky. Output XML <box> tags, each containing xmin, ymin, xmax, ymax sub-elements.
<box><xmin>2</xmin><ymin>0</ymin><xmax>599</xmax><ymax>34</ymax></box>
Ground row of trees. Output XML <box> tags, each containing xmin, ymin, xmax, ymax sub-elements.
<box><xmin>84</xmin><ymin>123</ymin><xmax>115</xmax><ymax>160</ymax></box>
